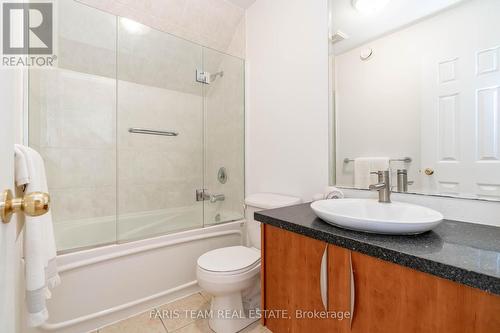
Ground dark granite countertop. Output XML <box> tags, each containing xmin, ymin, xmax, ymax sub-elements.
<box><xmin>255</xmin><ymin>203</ymin><xmax>500</xmax><ymax>295</ymax></box>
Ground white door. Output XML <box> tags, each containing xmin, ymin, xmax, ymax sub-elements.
<box><xmin>0</xmin><ymin>68</ymin><xmax>24</xmax><ymax>333</ymax></box>
<box><xmin>421</xmin><ymin>13</ymin><xmax>500</xmax><ymax>199</ymax></box>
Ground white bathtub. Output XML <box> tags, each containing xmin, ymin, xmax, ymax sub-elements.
<box><xmin>54</xmin><ymin>206</ymin><xmax>244</xmax><ymax>252</ymax></box>
<box><xmin>26</xmin><ymin>221</ymin><xmax>244</xmax><ymax>333</ymax></box>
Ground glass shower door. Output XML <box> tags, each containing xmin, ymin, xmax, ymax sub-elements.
<box><xmin>116</xmin><ymin>19</ymin><xmax>204</xmax><ymax>242</ymax></box>
<box><xmin>202</xmin><ymin>49</ymin><xmax>245</xmax><ymax>225</ymax></box>
<box><xmin>29</xmin><ymin>0</ymin><xmax>118</xmax><ymax>252</ymax></box>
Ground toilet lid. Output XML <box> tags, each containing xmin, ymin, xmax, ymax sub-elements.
<box><xmin>245</xmin><ymin>193</ymin><xmax>302</xmax><ymax>209</ymax></box>
<box><xmin>197</xmin><ymin>246</ymin><xmax>261</xmax><ymax>273</ymax></box>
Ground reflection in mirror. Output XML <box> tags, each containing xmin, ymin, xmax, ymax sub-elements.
<box><xmin>330</xmin><ymin>0</ymin><xmax>500</xmax><ymax>201</ymax></box>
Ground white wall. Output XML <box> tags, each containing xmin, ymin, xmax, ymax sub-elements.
<box><xmin>0</xmin><ymin>67</ymin><xmax>25</xmax><ymax>333</ymax></box>
<box><xmin>335</xmin><ymin>27</ymin><xmax>422</xmax><ymax>189</ymax></box>
<box><xmin>245</xmin><ymin>0</ymin><xmax>330</xmax><ymax>201</ymax></box>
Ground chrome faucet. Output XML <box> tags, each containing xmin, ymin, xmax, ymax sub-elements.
<box><xmin>209</xmin><ymin>194</ymin><xmax>225</xmax><ymax>203</ymax></box>
<box><xmin>369</xmin><ymin>170</ymin><xmax>391</xmax><ymax>203</ymax></box>
<box><xmin>196</xmin><ymin>189</ymin><xmax>225</xmax><ymax>203</ymax></box>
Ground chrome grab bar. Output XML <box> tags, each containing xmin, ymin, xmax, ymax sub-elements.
<box><xmin>128</xmin><ymin>128</ymin><xmax>179</xmax><ymax>137</ymax></box>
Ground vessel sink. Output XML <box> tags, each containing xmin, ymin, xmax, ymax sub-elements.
<box><xmin>311</xmin><ymin>199</ymin><xmax>443</xmax><ymax>235</ymax></box>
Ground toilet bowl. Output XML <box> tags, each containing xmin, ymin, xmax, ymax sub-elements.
<box><xmin>196</xmin><ymin>193</ymin><xmax>302</xmax><ymax>333</ymax></box>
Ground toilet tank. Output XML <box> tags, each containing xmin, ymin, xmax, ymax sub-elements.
<box><xmin>245</xmin><ymin>193</ymin><xmax>302</xmax><ymax>249</ymax></box>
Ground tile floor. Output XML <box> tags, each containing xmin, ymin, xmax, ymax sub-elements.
<box><xmin>95</xmin><ymin>292</ymin><xmax>272</xmax><ymax>333</ymax></box>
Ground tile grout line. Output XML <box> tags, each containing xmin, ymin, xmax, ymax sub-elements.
<box><xmin>156</xmin><ymin>306</ymin><xmax>170</xmax><ymax>333</ymax></box>
<box><xmin>164</xmin><ymin>292</ymin><xmax>207</xmax><ymax>333</ymax></box>
<box><xmin>98</xmin><ymin>292</ymin><xmax>222</xmax><ymax>333</ymax></box>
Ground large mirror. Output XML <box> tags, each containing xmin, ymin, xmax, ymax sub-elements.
<box><xmin>330</xmin><ymin>0</ymin><xmax>500</xmax><ymax>201</ymax></box>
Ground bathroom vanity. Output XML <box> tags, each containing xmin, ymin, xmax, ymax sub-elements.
<box><xmin>256</xmin><ymin>204</ymin><xmax>500</xmax><ymax>333</ymax></box>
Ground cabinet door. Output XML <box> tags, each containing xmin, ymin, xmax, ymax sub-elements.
<box><xmin>328</xmin><ymin>245</ymin><xmax>353</xmax><ymax>333</ymax></box>
<box><xmin>262</xmin><ymin>225</ymin><xmax>331</xmax><ymax>332</ymax></box>
<box><xmin>350</xmin><ymin>251</ymin><xmax>500</xmax><ymax>333</ymax></box>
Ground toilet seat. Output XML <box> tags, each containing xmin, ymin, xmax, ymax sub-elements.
<box><xmin>197</xmin><ymin>246</ymin><xmax>261</xmax><ymax>275</ymax></box>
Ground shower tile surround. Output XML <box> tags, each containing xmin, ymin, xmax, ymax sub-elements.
<box><xmin>29</xmin><ymin>0</ymin><xmax>245</xmax><ymax>251</ymax></box>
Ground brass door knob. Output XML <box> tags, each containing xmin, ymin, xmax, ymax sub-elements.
<box><xmin>1</xmin><ymin>189</ymin><xmax>50</xmax><ymax>224</ymax></box>
<box><xmin>424</xmin><ymin>168</ymin><xmax>434</xmax><ymax>176</ymax></box>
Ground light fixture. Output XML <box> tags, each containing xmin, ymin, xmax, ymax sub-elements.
<box><xmin>352</xmin><ymin>0</ymin><xmax>390</xmax><ymax>15</ymax></box>
<box><xmin>120</xmin><ymin>17</ymin><xmax>148</xmax><ymax>34</ymax></box>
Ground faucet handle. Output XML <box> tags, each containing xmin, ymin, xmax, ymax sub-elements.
<box><xmin>370</xmin><ymin>170</ymin><xmax>387</xmax><ymax>176</ymax></box>
<box><xmin>370</xmin><ymin>170</ymin><xmax>384</xmax><ymax>178</ymax></box>
<box><xmin>372</xmin><ymin>170</ymin><xmax>390</xmax><ymax>174</ymax></box>
<box><xmin>370</xmin><ymin>170</ymin><xmax>391</xmax><ymax>184</ymax></box>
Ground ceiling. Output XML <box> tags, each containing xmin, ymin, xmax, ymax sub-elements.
<box><xmin>331</xmin><ymin>0</ymin><xmax>467</xmax><ymax>54</ymax></box>
<box><xmin>226</xmin><ymin>0</ymin><xmax>257</xmax><ymax>9</ymax></box>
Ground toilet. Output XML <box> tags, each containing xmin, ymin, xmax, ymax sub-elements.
<box><xmin>196</xmin><ymin>193</ymin><xmax>302</xmax><ymax>333</ymax></box>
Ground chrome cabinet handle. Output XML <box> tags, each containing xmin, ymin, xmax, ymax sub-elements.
<box><xmin>349</xmin><ymin>251</ymin><xmax>355</xmax><ymax>328</ymax></box>
<box><xmin>320</xmin><ymin>245</ymin><xmax>328</xmax><ymax>312</ymax></box>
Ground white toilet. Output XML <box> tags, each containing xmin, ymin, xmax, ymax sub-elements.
<box><xmin>196</xmin><ymin>193</ymin><xmax>302</xmax><ymax>333</ymax></box>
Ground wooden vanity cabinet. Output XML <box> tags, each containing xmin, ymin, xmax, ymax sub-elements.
<box><xmin>349</xmin><ymin>252</ymin><xmax>500</xmax><ymax>333</ymax></box>
<box><xmin>262</xmin><ymin>224</ymin><xmax>500</xmax><ymax>333</ymax></box>
<box><xmin>261</xmin><ymin>223</ymin><xmax>332</xmax><ymax>332</ymax></box>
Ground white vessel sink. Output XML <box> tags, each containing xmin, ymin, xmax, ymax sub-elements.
<box><xmin>311</xmin><ymin>199</ymin><xmax>443</xmax><ymax>235</ymax></box>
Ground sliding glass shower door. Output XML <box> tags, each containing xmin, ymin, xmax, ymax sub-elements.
<box><xmin>117</xmin><ymin>19</ymin><xmax>204</xmax><ymax>241</ymax></box>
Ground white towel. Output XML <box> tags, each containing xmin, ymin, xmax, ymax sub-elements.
<box><xmin>354</xmin><ymin>157</ymin><xmax>390</xmax><ymax>189</ymax></box>
<box><xmin>323</xmin><ymin>186</ymin><xmax>344</xmax><ymax>199</ymax></box>
<box><xmin>14</xmin><ymin>145</ymin><xmax>30</xmax><ymax>186</ymax></box>
<box><xmin>15</xmin><ymin>144</ymin><xmax>60</xmax><ymax>327</ymax></box>
<box><xmin>312</xmin><ymin>187</ymin><xmax>345</xmax><ymax>201</ymax></box>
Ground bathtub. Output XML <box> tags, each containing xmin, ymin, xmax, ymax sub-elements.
<box><xmin>26</xmin><ymin>220</ymin><xmax>244</xmax><ymax>333</ymax></box>
<box><xmin>54</xmin><ymin>205</ymin><xmax>244</xmax><ymax>252</ymax></box>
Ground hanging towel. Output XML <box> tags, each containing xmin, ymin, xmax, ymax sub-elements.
<box><xmin>15</xmin><ymin>144</ymin><xmax>60</xmax><ymax>327</ymax></box>
<box><xmin>323</xmin><ymin>186</ymin><xmax>344</xmax><ymax>199</ymax></box>
<box><xmin>354</xmin><ymin>157</ymin><xmax>390</xmax><ymax>189</ymax></box>
<box><xmin>14</xmin><ymin>145</ymin><xmax>30</xmax><ymax>187</ymax></box>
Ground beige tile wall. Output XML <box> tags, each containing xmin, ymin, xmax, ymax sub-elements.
<box><xmin>117</xmin><ymin>80</ymin><xmax>203</xmax><ymax>216</ymax></box>
<box><xmin>29</xmin><ymin>69</ymin><xmax>117</xmax><ymax>224</ymax></box>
